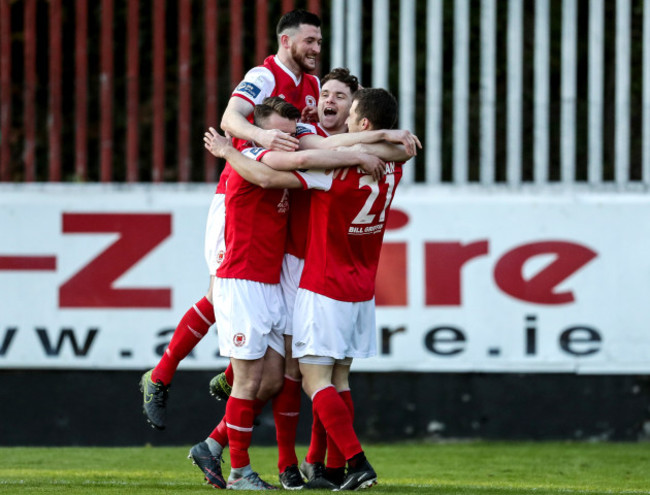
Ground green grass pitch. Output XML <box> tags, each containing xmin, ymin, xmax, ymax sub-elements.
<box><xmin>1</xmin><ymin>442</ymin><xmax>649</xmax><ymax>494</ymax></box>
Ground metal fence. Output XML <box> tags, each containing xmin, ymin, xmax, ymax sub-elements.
<box><xmin>1</xmin><ymin>0</ymin><xmax>649</xmax><ymax>187</ymax></box>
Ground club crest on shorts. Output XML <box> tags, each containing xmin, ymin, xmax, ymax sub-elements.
<box><xmin>233</xmin><ymin>333</ymin><xmax>246</xmax><ymax>346</ymax></box>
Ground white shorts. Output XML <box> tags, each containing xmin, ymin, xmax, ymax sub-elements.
<box><xmin>214</xmin><ymin>277</ymin><xmax>286</xmax><ymax>360</ymax></box>
<box><xmin>280</xmin><ymin>253</ymin><xmax>304</xmax><ymax>336</ymax></box>
<box><xmin>292</xmin><ymin>289</ymin><xmax>377</xmax><ymax>360</ymax></box>
<box><xmin>204</xmin><ymin>193</ymin><xmax>226</xmax><ymax>275</ymax></box>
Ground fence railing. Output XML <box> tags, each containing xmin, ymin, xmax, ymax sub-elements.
<box><xmin>1</xmin><ymin>0</ymin><xmax>649</xmax><ymax>188</ymax></box>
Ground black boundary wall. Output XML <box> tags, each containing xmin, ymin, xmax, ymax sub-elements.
<box><xmin>1</xmin><ymin>371</ymin><xmax>649</xmax><ymax>446</ymax></box>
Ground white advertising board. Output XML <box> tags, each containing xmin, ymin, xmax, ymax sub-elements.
<box><xmin>1</xmin><ymin>184</ymin><xmax>649</xmax><ymax>373</ymax></box>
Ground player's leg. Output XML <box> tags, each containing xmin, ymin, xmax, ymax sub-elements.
<box><xmin>300</xmin><ymin>356</ymin><xmax>345</xmax><ymax>490</ymax></box>
<box><xmin>217</xmin><ymin>278</ymin><xmax>284</xmax><ymax>490</ymax></box>
<box><xmin>225</xmin><ymin>356</ymin><xmax>276</xmax><ymax>490</ymax></box>
<box><xmin>270</xmin><ymin>336</ymin><xmax>306</xmax><ymax>489</ymax></box>
<box><xmin>301</xmin><ymin>360</ymin><xmax>376</xmax><ymax>491</ymax></box>
<box><xmin>189</xmin><ymin>389</ymin><xmax>266</xmax><ymax>489</ymax></box>
<box><xmin>188</xmin><ymin>413</ymin><xmax>228</xmax><ymax>489</ymax></box>
<box><xmin>140</xmin><ymin>276</ymin><xmax>216</xmax><ymax>430</ymax></box>
<box><xmin>322</xmin><ymin>360</ymin><xmax>354</xmax><ymax>485</ymax></box>
<box><xmin>141</xmin><ymin>192</ymin><xmax>224</xmax><ymax>429</ymax></box>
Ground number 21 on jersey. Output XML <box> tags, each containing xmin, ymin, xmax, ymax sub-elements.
<box><xmin>351</xmin><ymin>174</ymin><xmax>396</xmax><ymax>225</ymax></box>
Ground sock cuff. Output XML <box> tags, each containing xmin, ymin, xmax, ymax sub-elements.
<box><xmin>194</xmin><ymin>296</ymin><xmax>216</xmax><ymax>325</ymax></box>
<box><xmin>311</xmin><ymin>384</ymin><xmax>336</xmax><ymax>402</ymax></box>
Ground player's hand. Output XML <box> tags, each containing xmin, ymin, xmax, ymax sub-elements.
<box><xmin>258</xmin><ymin>129</ymin><xmax>300</xmax><ymax>152</ymax></box>
<box><xmin>204</xmin><ymin>127</ymin><xmax>232</xmax><ymax>158</ymax></box>
<box><xmin>332</xmin><ymin>167</ymin><xmax>350</xmax><ymax>181</ymax></box>
<box><xmin>383</xmin><ymin>129</ymin><xmax>422</xmax><ymax>157</ymax></box>
<box><xmin>358</xmin><ymin>153</ymin><xmax>386</xmax><ymax>182</ymax></box>
<box><xmin>300</xmin><ymin>105</ymin><xmax>318</xmax><ymax>123</ymax></box>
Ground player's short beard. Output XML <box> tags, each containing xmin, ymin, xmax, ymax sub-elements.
<box><xmin>290</xmin><ymin>44</ymin><xmax>316</xmax><ymax>74</ymax></box>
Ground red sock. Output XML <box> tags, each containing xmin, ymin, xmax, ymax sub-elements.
<box><xmin>311</xmin><ymin>386</ymin><xmax>362</xmax><ymax>461</ymax></box>
<box><xmin>209</xmin><ymin>417</ymin><xmax>229</xmax><ymax>447</ymax></box>
<box><xmin>306</xmin><ymin>412</ymin><xmax>327</xmax><ymax>464</ymax></box>
<box><xmin>224</xmin><ymin>362</ymin><xmax>234</xmax><ymax>387</ymax></box>
<box><xmin>152</xmin><ymin>297</ymin><xmax>215</xmax><ymax>385</ymax></box>
<box><xmin>272</xmin><ymin>376</ymin><xmax>302</xmax><ymax>472</ymax></box>
<box><xmin>326</xmin><ymin>390</ymin><xmax>354</xmax><ymax>469</ymax></box>
<box><xmin>226</xmin><ymin>396</ymin><xmax>255</xmax><ymax>469</ymax></box>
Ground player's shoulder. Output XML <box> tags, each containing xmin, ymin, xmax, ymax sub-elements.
<box><xmin>304</xmin><ymin>72</ymin><xmax>320</xmax><ymax>84</ymax></box>
<box><xmin>304</xmin><ymin>73</ymin><xmax>321</xmax><ymax>91</ymax></box>
<box><xmin>234</xmin><ymin>65</ymin><xmax>275</xmax><ymax>99</ymax></box>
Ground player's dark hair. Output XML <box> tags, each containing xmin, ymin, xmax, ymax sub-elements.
<box><xmin>276</xmin><ymin>9</ymin><xmax>321</xmax><ymax>37</ymax></box>
<box><xmin>352</xmin><ymin>88</ymin><xmax>398</xmax><ymax>130</ymax></box>
<box><xmin>321</xmin><ymin>67</ymin><xmax>359</xmax><ymax>94</ymax></box>
<box><xmin>254</xmin><ymin>96</ymin><xmax>301</xmax><ymax>126</ymax></box>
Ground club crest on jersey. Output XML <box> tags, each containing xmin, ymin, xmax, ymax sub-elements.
<box><xmin>233</xmin><ymin>333</ymin><xmax>246</xmax><ymax>347</ymax></box>
<box><xmin>235</xmin><ymin>81</ymin><xmax>262</xmax><ymax>100</ymax></box>
<box><xmin>305</xmin><ymin>95</ymin><xmax>316</xmax><ymax>107</ymax></box>
<box><xmin>216</xmin><ymin>250</ymin><xmax>225</xmax><ymax>264</ymax></box>
<box><xmin>277</xmin><ymin>189</ymin><xmax>290</xmax><ymax>213</ymax></box>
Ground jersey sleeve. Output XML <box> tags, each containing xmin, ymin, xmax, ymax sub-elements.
<box><xmin>295</xmin><ymin>123</ymin><xmax>317</xmax><ymax>139</ymax></box>
<box><xmin>241</xmin><ymin>146</ymin><xmax>270</xmax><ymax>162</ymax></box>
<box><xmin>292</xmin><ymin>169</ymin><xmax>333</xmax><ymax>191</ymax></box>
<box><xmin>231</xmin><ymin>67</ymin><xmax>276</xmax><ymax>106</ymax></box>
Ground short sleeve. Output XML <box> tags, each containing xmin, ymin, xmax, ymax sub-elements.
<box><xmin>293</xmin><ymin>169</ymin><xmax>333</xmax><ymax>191</ymax></box>
<box><xmin>232</xmin><ymin>67</ymin><xmax>276</xmax><ymax>106</ymax></box>
<box><xmin>241</xmin><ymin>147</ymin><xmax>270</xmax><ymax>162</ymax></box>
<box><xmin>296</xmin><ymin>123</ymin><xmax>317</xmax><ymax>139</ymax></box>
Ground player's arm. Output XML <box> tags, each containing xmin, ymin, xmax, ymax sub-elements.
<box><xmin>262</xmin><ymin>148</ymin><xmax>385</xmax><ymax>182</ymax></box>
<box><xmin>205</xmin><ymin>127</ymin><xmax>385</xmax><ymax>184</ymax></box>
<box><xmin>342</xmin><ymin>142</ymin><xmax>412</xmax><ymax>163</ymax></box>
<box><xmin>205</xmin><ymin>128</ymin><xmax>302</xmax><ymax>189</ymax></box>
<box><xmin>220</xmin><ymin>97</ymin><xmax>299</xmax><ymax>152</ymax></box>
<box><xmin>306</xmin><ymin>129</ymin><xmax>422</xmax><ymax>157</ymax></box>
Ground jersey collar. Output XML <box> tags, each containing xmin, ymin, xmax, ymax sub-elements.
<box><xmin>274</xmin><ymin>55</ymin><xmax>302</xmax><ymax>86</ymax></box>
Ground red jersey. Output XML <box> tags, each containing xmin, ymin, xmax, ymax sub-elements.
<box><xmin>217</xmin><ymin>56</ymin><xmax>320</xmax><ymax>194</ymax></box>
<box><xmin>230</xmin><ymin>55</ymin><xmax>320</xmax><ymax>151</ymax></box>
<box><xmin>284</xmin><ymin>123</ymin><xmax>330</xmax><ymax>259</ymax></box>
<box><xmin>232</xmin><ymin>55</ymin><xmax>320</xmax><ymax>112</ymax></box>
<box><xmin>293</xmin><ymin>162</ymin><xmax>404</xmax><ymax>302</ymax></box>
<box><xmin>217</xmin><ymin>147</ymin><xmax>290</xmax><ymax>284</ymax></box>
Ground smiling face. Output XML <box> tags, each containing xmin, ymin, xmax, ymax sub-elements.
<box><xmin>287</xmin><ymin>24</ymin><xmax>322</xmax><ymax>74</ymax></box>
<box><xmin>318</xmin><ymin>79</ymin><xmax>354</xmax><ymax>135</ymax></box>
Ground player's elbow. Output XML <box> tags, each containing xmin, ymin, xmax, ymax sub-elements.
<box><xmin>293</xmin><ymin>153</ymin><xmax>311</xmax><ymax>169</ymax></box>
<box><xmin>220</xmin><ymin>113</ymin><xmax>230</xmax><ymax>133</ymax></box>
<box><xmin>257</xmin><ymin>173</ymin><xmax>279</xmax><ymax>189</ymax></box>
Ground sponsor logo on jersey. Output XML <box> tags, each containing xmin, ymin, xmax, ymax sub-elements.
<box><xmin>235</xmin><ymin>81</ymin><xmax>262</xmax><ymax>100</ymax></box>
<box><xmin>244</xmin><ymin>147</ymin><xmax>266</xmax><ymax>158</ymax></box>
<box><xmin>349</xmin><ymin>224</ymin><xmax>385</xmax><ymax>235</ymax></box>
<box><xmin>233</xmin><ymin>333</ymin><xmax>246</xmax><ymax>347</ymax></box>
<box><xmin>295</xmin><ymin>123</ymin><xmax>316</xmax><ymax>138</ymax></box>
<box><xmin>305</xmin><ymin>95</ymin><xmax>316</xmax><ymax>107</ymax></box>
